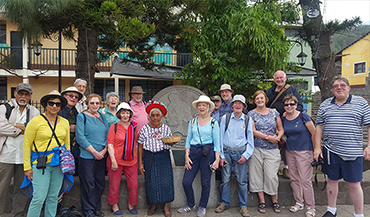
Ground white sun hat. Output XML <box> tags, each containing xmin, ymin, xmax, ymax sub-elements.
<box><xmin>192</xmin><ymin>95</ymin><xmax>215</xmax><ymax>111</ymax></box>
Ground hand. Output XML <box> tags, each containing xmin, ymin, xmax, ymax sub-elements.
<box><xmin>165</xmin><ymin>142</ymin><xmax>177</xmax><ymax>146</ymax></box>
<box><xmin>99</xmin><ymin>148</ymin><xmax>107</xmax><ymax>156</ymax></box>
<box><xmin>212</xmin><ymin>159</ymin><xmax>219</xmax><ymax>170</ymax></box>
<box><xmin>185</xmin><ymin>155</ymin><xmax>193</xmax><ymax>170</ymax></box>
<box><xmin>25</xmin><ymin>170</ymin><xmax>33</xmax><ymax>181</ymax></box>
<box><xmin>219</xmin><ymin>159</ymin><xmax>227</xmax><ymax>167</ymax></box>
<box><xmin>237</xmin><ymin>155</ymin><xmax>247</xmax><ymax>164</ymax></box>
<box><xmin>14</xmin><ymin>123</ymin><xmax>25</xmax><ymax>131</ymax></box>
<box><xmin>268</xmin><ymin>135</ymin><xmax>280</xmax><ymax>144</ymax></box>
<box><xmin>282</xmin><ymin>112</ymin><xmax>287</xmax><ymax>117</ymax></box>
<box><xmin>70</xmin><ymin>124</ymin><xmax>76</xmax><ymax>133</ymax></box>
<box><xmin>139</xmin><ymin>162</ymin><xmax>145</xmax><ymax>175</ymax></box>
<box><xmin>111</xmin><ymin>160</ymin><xmax>118</xmax><ymax>171</ymax></box>
<box><xmin>93</xmin><ymin>151</ymin><xmax>105</xmax><ymax>160</ymax></box>
<box><xmin>313</xmin><ymin>149</ymin><xmax>322</xmax><ymax>162</ymax></box>
<box><xmin>364</xmin><ymin>147</ymin><xmax>370</xmax><ymax>161</ymax></box>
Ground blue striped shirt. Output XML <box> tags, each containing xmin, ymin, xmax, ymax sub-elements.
<box><xmin>316</xmin><ymin>95</ymin><xmax>370</xmax><ymax>157</ymax></box>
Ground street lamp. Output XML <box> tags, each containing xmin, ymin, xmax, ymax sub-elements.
<box><xmin>31</xmin><ymin>41</ymin><xmax>43</xmax><ymax>56</ymax></box>
<box><xmin>290</xmin><ymin>40</ymin><xmax>308</xmax><ymax>66</ymax></box>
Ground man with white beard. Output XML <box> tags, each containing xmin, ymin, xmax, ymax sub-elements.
<box><xmin>0</xmin><ymin>83</ymin><xmax>39</xmax><ymax>216</ymax></box>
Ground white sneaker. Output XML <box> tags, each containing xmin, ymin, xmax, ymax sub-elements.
<box><xmin>177</xmin><ymin>205</ymin><xmax>196</xmax><ymax>213</ymax></box>
<box><xmin>197</xmin><ymin>207</ymin><xmax>206</xmax><ymax>217</ymax></box>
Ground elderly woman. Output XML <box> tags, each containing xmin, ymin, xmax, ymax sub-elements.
<box><xmin>99</xmin><ymin>92</ymin><xmax>120</xmax><ymax>128</ymax></box>
<box><xmin>138</xmin><ymin>101</ymin><xmax>174</xmax><ymax>217</ymax></box>
<box><xmin>247</xmin><ymin>90</ymin><xmax>284</xmax><ymax>214</ymax></box>
<box><xmin>107</xmin><ymin>102</ymin><xmax>139</xmax><ymax>216</ymax></box>
<box><xmin>178</xmin><ymin>95</ymin><xmax>220</xmax><ymax>217</ymax></box>
<box><xmin>76</xmin><ymin>94</ymin><xmax>108</xmax><ymax>217</ymax></box>
<box><xmin>282</xmin><ymin>94</ymin><xmax>316</xmax><ymax>217</ymax></box>
<box><xmin>23</xmin><ymin>90</ymin><xmax>70</xmax><ymax>217</ymax></box>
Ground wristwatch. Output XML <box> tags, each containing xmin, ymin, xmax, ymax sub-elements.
<box><xmin>265</xmin><ymin>135</ymin><xmax>269</xmax><ymax>140</ymax></box>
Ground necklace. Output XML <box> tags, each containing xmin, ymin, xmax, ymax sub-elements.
<box><xmin>86</xmin><ymin>110</ymin><xmax>99</xmax><ymax>124</ymax></box>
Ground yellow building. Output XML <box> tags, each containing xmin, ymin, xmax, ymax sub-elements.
<box><xmin>336</xmin><ymin>30</ymin><xmax>370</xmax><ymax>87</ymax></box>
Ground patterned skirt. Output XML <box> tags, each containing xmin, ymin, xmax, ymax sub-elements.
<box><xmin>143</xmin><ymin>149</ymin><xmax>174</xmax><ymax>205</ymax></box>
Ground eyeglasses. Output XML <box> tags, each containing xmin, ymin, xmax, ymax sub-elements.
<box><xmin>89</xmin><ymin>102</ymin><xmax>100</xmax><ymax>105</ymax></box>
<box><xmin>332</xmin><ymin>84</ymin><xmax>347</xmax><ymax>89</ymax></box>
<box><xmin>66</xmin><ymin>94</ymin><xmax>79</xmax><ymax>99</ymax></box>
<box><xmin>17</xmin><ymin>92</ymin><xmax>31</xmax><ymax>97</ymax></box>
<box><xmin>48</xmin><ymin>101</ymin><xmax>62</xmax><ymax>107</ymax></box>
<box><xmin>77</xmin><ymin>85</ymin><xmax>86</xmax><ymax>89</ymax></box>
<box><xmin>284</xmin><ymin>103</ymin><xmax>296</xmax><ymax>107</ymax></box>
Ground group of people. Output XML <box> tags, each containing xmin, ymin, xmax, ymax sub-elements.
<box><xmin>1</xmin><ymin>71</ymin><xmax>370</xmax><ymax>217</ymax></box>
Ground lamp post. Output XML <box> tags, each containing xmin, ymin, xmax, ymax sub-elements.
<box><xmin>290</xmin><ymin>40</ymin><xmax>308</xmax><ymax>66</ymax></box>
<box><xmin>31</xmin><ymin>41</ymin><xmax>43</xmax><ymax>56</ymax></box>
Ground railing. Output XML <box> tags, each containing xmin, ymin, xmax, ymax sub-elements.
<box><xmin>0</xmin><ymin>47</ymin><xmax>192</xmax><ymax>71</ymax></box>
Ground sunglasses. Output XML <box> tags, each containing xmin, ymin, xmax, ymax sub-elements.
<box><xmin>284</xmin><ymin>103</ymin><xmax>296</xmax><ymax>107</ymax></box>
<box><xmin>66</xmin><ymin>94</ymin><xmax>79</xmax><ymax>99</ymax></box>
<box><xmin>77</xmin><ymin>85</ymin><xmax>86</xmax><ymax>89</ymax></box>
<box><xmin>89</xmin><ymin>102</ymin><xmax>100</xmax><ymax>105</ymax></box>
<box><xmin>48</xmin><ymin>101</ymin><xmax>62</xmax><ymax>107</ymax></box>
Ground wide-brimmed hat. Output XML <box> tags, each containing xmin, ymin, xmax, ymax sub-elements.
<box><xmin>212</xmin><ymin>95</ymin><xmax>222</xmax><ymax>102</ymax></box>
<box><xmin>130</xmin><ymin>86</ymin><xmax>146</xmax><ymax>94</ymax></box>
<box><xmin>230</xmin><ymin>94</ymin><xmax>246</xmax><ymax>107</ymax></box>
<box><xmin>218</xmin><ymin>84</ymin><xmax>233</xmax><ymax>93</ymax></box>
<box><xmin>117</xmin><ymin>102</ymin><xmax>133</xmax><ymax>114</ymax></box>
<box><xmin>192</xmin><ymin>95</ymin><xmax>215</xmax><ymax>111</ymax></box>
<box><xmin>61</xmin><ymin>86</ymin><xmax>83</xmax><ymax>101</ymax></box>
<box><xmin>15</xmin><ymin>83</ymin><xmax>33</xmax><ymax>94</ymax></box>
<box><xmin>145</xmin><ymin>100</ymin><xmax>167</xmax><ymax>116</ymax></box>
<box><xmin>40</xmin><ymin>90</ymin><xmax>67</xmax><ymax>109</ymax></box>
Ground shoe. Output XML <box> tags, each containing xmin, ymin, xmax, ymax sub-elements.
<box><xmin>290</xmin><ymin>202</ymin><xmax>304</xmax><ymax>213</ymax></box>
<box><xmin>164</xmin><ymin>209</ymin><xmax>172</xmax><ymax>217</ymax></box>
<box><xmin>283</xmin><ymin>168</ymin><xmax>290</xmax><ymax>179</ymax></box>
<box><xmin>128</xmin><ymin>208</ymin><xmax>138</xmax><ymax>215</ymax></box>
<box><xmin>85</xmin><ymin>211</ymin><xmax>95</xmax><ymax>217</ymax></box>
<box><xmin>305</xmin><ymin>208</ymin><xmax>316</xmax><ymax>217</ymax></box>
<box><xmin>273</xmin><ymin>202</ymin><xmax>281</xmax><ymax>213</ymax></box>
<box><xmin>94</xmin><ymin>211</ymin><xmax>105</xmax><ymax>217</ymax></box>
<box><xmin>240</xmin><ymin>207</ymin><xmax>250</xmax><ymax>217</ymax></box>
<box><xmin>111</xmin><ymin>209</ymin><xmax>124</xmax><ymax>216</ymax></box>
<box><xmin>177</xmin><ymin>205</ymin><xmax>196</xmax><ymax>213</ymax></box>
<box><xmin>258</xmin><ymin>203</ymin><xmax>266</xmax><ymax>213</ymax></box>
<box><xmin>215</xmin><ymin>203</ymin><xmax>229</xmax><ymax>213</ymax></box>
<box><xmin>197</xmin><ymin>207</ymin><xmax>206</xmax><ymax>217</ymax></box>
<box><xmin>322</xmin><ymin>211</ymin><xmax>337</xmax><ymax>217</ymax></box>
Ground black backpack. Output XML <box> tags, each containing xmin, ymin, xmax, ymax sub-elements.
<box><xmin>59</xmin><ymin>206</ymin><xmax>83</xmax><ymax>217</ymax></box>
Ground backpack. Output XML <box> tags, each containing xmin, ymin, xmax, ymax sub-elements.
<box><xmin>59</xmin><ymin>206</ymin><xmax>83</xmax><ymax>217</ymax></box>
<box><xmin>191</xmin><ymin>117</ymin><xmax>216</xmax><ymax>128</ymax></box>
<box><xmin>224</xmin><ymin>112</ymin><xmax>250</xmax><ymax>138</ymax></box>
<box><xmin>1</xmin><ymin>102</ymin><xmax>30</xmax><ymax>122</ymax></box>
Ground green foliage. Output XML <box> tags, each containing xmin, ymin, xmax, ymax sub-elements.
<box><xmin>286</xmin><ymin>78</ymin><xmax>314</xmax><ymax>104</ymax></box>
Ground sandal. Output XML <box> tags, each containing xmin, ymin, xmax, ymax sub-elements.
<box><xmin>258</xmin><ymin>203</ymin><xmax>266</xmax><ymax>213</ymax></box>
<box><xmin>273</xmin><ymin>202</ymin><xmax>281</xmax><ymax>213</ymax></box>
<box><xmin>305</xmin><ymin>208</ymin><xmax>316</xmax><ymax>217</ymax></box>
<box><xmin>290</xmin><ymin>202</ymin><xmax>304</xmax><ymax>213</ymax></box>
<box><xmin>147</xmin><ymin>205</ymin><xmax>157</xmax><ymax>216</ymax></box>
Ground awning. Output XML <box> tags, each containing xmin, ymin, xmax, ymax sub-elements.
<box><xmin>110</xmin><ymin>57</ymin><xmax>182</xmax><ymax>79</ymax></box>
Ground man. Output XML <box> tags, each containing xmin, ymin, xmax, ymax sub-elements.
<box><xmin>314</xmin><ymin>76</ymin><xmax>370</xmax><ymax>217</ymax></box>
<box><xmin>266</xmin><ymin>70</ymin><xmax>303</xmax><ymax>179</ymax></box>
<box><xmin>74</xmin><ymin>78</ymin><xmax>87</xmax><ymax>113</ymax></box>
<box><xmin>0</xmin><ymin>83</ymin><xmax>39</xmax><ymax>216</ymax></box>
<box><xmin>59</xmin><ymin>86</ymin><xmax>83</xmax><ymax>175</ymax></box>
<box><xmin>211</xmin><ymin>95</ymin><xmax>222</xmax><ymax>122</ymax></box>
<box><xmin>129</xmin><ymin>86</ymin><xmax>148</xmax><ymax>133</ymax></box>
<box><xmin>218</xmin><ymin>84</ymin><xmax>234</xmax><ymax>122</ymax></box>
<box><xmin>215</xmin><ymin>95</ymin><xmax>254</xmax><ymax>217</ymax></box>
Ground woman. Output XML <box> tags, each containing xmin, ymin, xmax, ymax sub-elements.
<box><xmin>178</xmin><ymin>95</ymin><xmax>220</xmax><ymax>217</ymax></box>
<box><xmin>107</xmin><ymin>102</ymin><xmax>139</xmax><ymax>216</ymax></box>
<box><xmin>76</xmin><ymin>94</ymin><xmax>108</xmax><ymax>217</ymax></box>
<box><xmin>247</xmin><ymin>90</ymin><xmax>284</xmax><ymax>213</ymax></box>
<box><xmin>282</xmin><ymin>94</ymin><xmax>316</xmax><ymax>217</ymax></box>
<box><xmin>23</xmin><ymin>90</ymin><xmax>70</xmax><ymax>217</ymax></box>
<box><xmin>138</xmin><ymin>100</ymin><xmax>175</xmax><ymax>217</ymax></box>
<box><xmin>99</xmin><ymin>92</ymin><xmax>120</xmax><ymax>128</ymax></box>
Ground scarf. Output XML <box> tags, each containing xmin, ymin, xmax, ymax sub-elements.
<box><xmin>122</xmin><ymin>122</ymin><xmax>137</xmax><ymax>161</ymax></box>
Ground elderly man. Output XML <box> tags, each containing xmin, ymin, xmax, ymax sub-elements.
<box><xmin>315</xmin><ymin>76</ymin><xmax>370</xmax><ymax>217</ymax></box>
<box><xmin>218</xmin><ymin>84</ymin><xmax>234</xmax><ymax>122</ymax></box>
<box><xmin>211</xmin><ymin>95</ymin><xmax>222</xmax><ymax>122</ymax></box>
<box><xmin>129</xmin><ymin>86</ymin><xmax>148</xmax><ymax>133</ymax></box>
<box><xmin>59</xmin><ymin>86</ymin><xmax>83</xmax><ymax>175</ymax></box>
<box><xmin>0</xmin><ymin>83</ymin><xmax>39</xmax><ymax>216</ymax></box>
<box><xmin>266</xmin><ymin>70</ymin><xmax>303</xmax><ymax>179</ymax></box>
<box><xmin>74</xmin><ymin>78</ymin><xmax>87</xmax><ymax>113</ymax></box>
<box><xmin>215</xmin><ymin>95</ymin><xmax>254</xmax><ymax>217</ymax></box>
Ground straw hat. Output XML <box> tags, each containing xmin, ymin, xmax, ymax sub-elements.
<box><xmin>61</xmin><ymin>86</ymin><xmax>83</xmax><ymax>101</ymax></box>
<box><xmin>130</xmin><ymin>86</ymin><xmax>146</xmax><ymax>94</ymax></box>
<box><xmin>40</xmin><ymin>90</ymin><xmax>67</xmax><ymax>109</ymax></box>
<box><xmin>145</xmin><ymin>100</ymin><xmax>167</xmax><ymax>116</ymax></box>
<box><xmin>192</xmin><ymin>95</ymin><xmax>215</xmax><ymax>111</ymax></box>
<box><xmin>218</xmin><ymin>84</ymin><xmax>233</xmax><ymax>92</ymax></box>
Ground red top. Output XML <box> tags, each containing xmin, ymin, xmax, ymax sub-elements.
<box><xmin>107</xmin><ymin>122</ymin><xmax>138</xmax><ymax>166</ymax></box>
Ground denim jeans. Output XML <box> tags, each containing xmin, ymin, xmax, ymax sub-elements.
<box><xmin>220</xmin><ymin>148</ymin><xmax>248</xmax><ymax>207</ymax></box>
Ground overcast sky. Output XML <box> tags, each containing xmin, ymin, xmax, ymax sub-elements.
<box><xmin>321</xmin><ymin>0</ymin><xmax>370</xmax><ymax>24</ymax></box>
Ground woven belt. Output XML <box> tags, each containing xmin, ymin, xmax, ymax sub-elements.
<box><xmin>224</xmin><ymin>146</ymin><xmax>246</xmax><ymax>152</ymax></box>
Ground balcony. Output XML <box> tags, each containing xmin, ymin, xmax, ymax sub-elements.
<box><xmin>0</xmin><ymin>47</ymin><xmax>192</xmax><ymax>72</ymax></box>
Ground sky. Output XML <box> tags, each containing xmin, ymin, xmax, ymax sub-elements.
<box><xmin>321</xmin><ymin>0</ymin><xmax>370</xmax><ymax>24</ymax></box>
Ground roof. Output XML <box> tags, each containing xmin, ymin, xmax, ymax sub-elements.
<box><xmin>110</xmin><ymin>57</ymin><xmax>181</xmax><ymax>79</ymax></box>
<box><xmin>286</xmin><ymin>67</ymin><xmax>317</xmax><ymax>77</ymax></box>
<box><xmin>336</xmin><ymin>30</ymin><xmax>370</xmax><ymax>55</ymax></box>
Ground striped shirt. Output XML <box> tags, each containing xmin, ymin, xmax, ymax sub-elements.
<box><xmin>139</xmin><ymin>124</ymin><xmax>172</xmax><ymax>152</ymax></box>
<box><xmin>316</xmin><ymin>95</ymin><xmax>370</xmax><ymax>157</ymax></box>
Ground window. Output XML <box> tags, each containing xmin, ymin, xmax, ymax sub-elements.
<box><xmin>354</xmin><ymin>62</ymin><xmax>366</xmax><ymax>74</ymax></box>
<box><xmin>0</xmin><ymin>20</ymin><xmax>6</xmax><ymax>44</ymax></box>
<box><xmin>94</xmin><ymin>79</ymin><xmax>125</xmax><ymax>101</ymax></box>
<box><xmin>0</xmin><ymin>77</ymin><xmax>7</xmax><ymax>100</ymax></box>
<box><xmin>130</xmin><ymin>80</ymin><xmax>173</xmax><ymax>102</ymax></box>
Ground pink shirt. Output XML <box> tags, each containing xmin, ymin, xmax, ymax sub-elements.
<box><xmin>129</xmin><ymin>100</ymin><xmax>148</xmax><ymax>133</ymax></box>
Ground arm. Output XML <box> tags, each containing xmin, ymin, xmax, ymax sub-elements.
<box><xmin>305</xmin><ymin>120</ymin><xmax>316</xmax><ymax>147</ymax></box>
<box><xmin>313</xmin><ymin>124</ymin><xmax>323</xmax><ymax>161</ymax></box>
<box><xmin>23</xmin><ymin>118</ymin><xmax>38</xmax><ymax>174</ymax></box>
<box><xmin>63</xmin><ymin>118</ymin><xmax>71</xmax><ymax>150</ymax></box>
<box><xmin>138</xmin><ymin>143</ymin><xmax>145</xmax><ymax>175</ymax></box>
<box><xmin>219</xmin><ymin>116</ymin><xmax>227</xmax><ymax>166</ymax></box>
<box><xmin>275</xmin><ymin>117</ymin><xmax>284</xmax><ymax>140</ymax></box>
<box><xmin>241</xmin><ymin>117</ymin><xmax>255</xmax><ymax>161</ymax></box>
<box><xmin>364</xmin><ymin>126</ymin><xmax>370</xmax><ymax>161</ymax></box>
<box><xmin>252</xmin><ymin>119</ymin><xmax>280</xmax><ymax>144</ymax></box>
<box><xmin>0</xmin><ymin>106</ymin><xmax>22</xmax><ymax>137</ymax></box>
<box><xmin>211</xmin><ymin>121</ymin><xmax>220</xmax><ymax>169</ymax></box>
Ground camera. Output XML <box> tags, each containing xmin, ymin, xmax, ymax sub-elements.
<box><xmin>311</xmin><ymin>156</ymin><xmax>324</xmax><ymax>167</ymax></box>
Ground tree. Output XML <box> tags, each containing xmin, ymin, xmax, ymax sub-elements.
<box><xmin>1</xmin><ymin>0</ymin><xmax>197</xmax><ymax>94</ymax></box>
<box><xmin>298</xmin><ymin>0</ymin><xmax>361</xmax><ymax>100</ymax></box>
<box><xmin>175</xmin><ymin>0</ymin><xmax>301</xmax><ymax>96</ymax></box>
